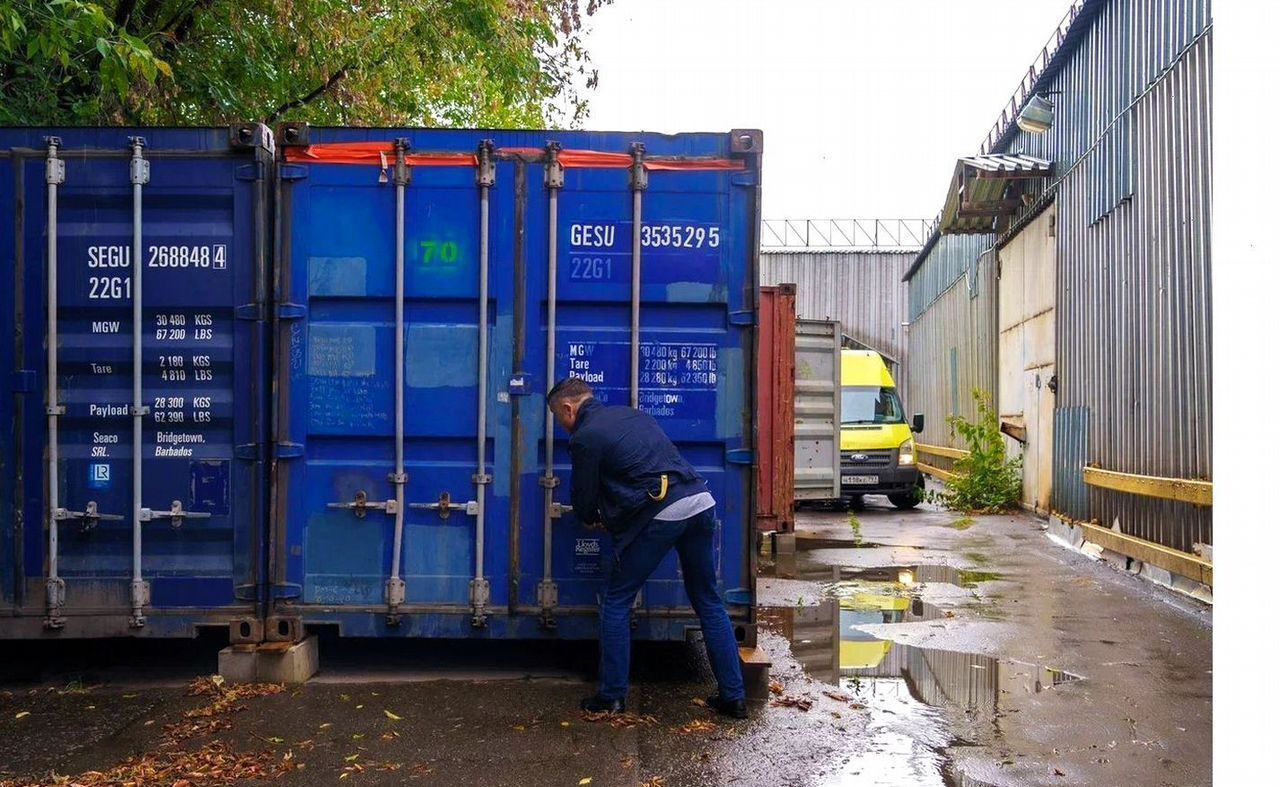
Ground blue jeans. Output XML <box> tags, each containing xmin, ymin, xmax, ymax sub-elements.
<box><xmin>597</xmin><ymin>507</ymin><xmax>745</xmax><ymax>702</ymax></box>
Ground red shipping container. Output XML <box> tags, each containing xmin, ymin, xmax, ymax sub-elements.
<box><xmin>757</xmin><ymin>285</ymin><xmax>796</xmax><ymax>533</ymax></box>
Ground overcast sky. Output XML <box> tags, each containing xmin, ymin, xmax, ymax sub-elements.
<box><xmin>577</xmin><ymin>0</ymin><xmax>1072</xmax><ymax>221</ymax></box>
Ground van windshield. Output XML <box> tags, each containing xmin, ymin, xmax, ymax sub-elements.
<box><xmin>841</xmin><ymin>386</ymin><xmax>905</xmax><ymax>426</ymax></box>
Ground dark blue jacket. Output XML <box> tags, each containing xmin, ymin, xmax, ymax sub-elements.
<box><xmin>568</xmin><ymin>398</ymin><xmax>709</xmax><ymax>549</ymax></box>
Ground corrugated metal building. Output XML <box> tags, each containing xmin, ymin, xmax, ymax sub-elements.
<box><xmin>761</xmin><ymin>249</ymin><xmax>914</xmax><ymax>383</ymax></box>
<box><xmin>906</xmin><ymin>0</ymin><xmax>1212</xmax><ymax>556</ymax></box>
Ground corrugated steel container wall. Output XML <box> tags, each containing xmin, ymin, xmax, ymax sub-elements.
<box><xmin>272</xmin><ymin>127</ymin><xmax>759</xmax><ymax>639</ymax></box>
<box><xmin>756</xmin><ymin>285</ymin><xmax>796</xmax><ymax>533</ymax></box>
<box><xmin>905</xmin><ymin>237</ymin><xmax>998</xmax><ymax>456</ymax></box>
<box><xmin>1050</xmin><ymin>30</ymin><xmax>1213</xmax><ymax>551</ymax></box>
<box><xmin>994</xmin><ymin>0</ymin><xmax>1212</xmax><ymax>551</ymax></box>
<box><xmin>1</xmin><ymin>127</ymin><xmax>271</xmax><ymax>638</ymax></box>
<box><xmin>760</xmin><ymin>250</ymin><xmax>913</xmax><ymax>367</ymax></box>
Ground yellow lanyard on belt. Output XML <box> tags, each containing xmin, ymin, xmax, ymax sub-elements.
<box><xmin>647</xmin><ymin>473</ymin><xmax>669</xmax><ymax>501</ymax></box>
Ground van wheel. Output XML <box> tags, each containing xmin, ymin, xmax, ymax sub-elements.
<box><xmin>889</xmin><ymin>493</ymin><xmax>919</xmax><ymax>510</ymax></box>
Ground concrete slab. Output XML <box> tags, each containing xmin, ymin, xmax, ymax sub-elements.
<box><xmin>217</xmin><ymin>636</ymin><xmax>320</xmax><ymax>684</ymax></box>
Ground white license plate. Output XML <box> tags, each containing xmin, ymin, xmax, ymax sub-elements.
<box><xmin>842</xmin><ymin>475</ymin><xmax>879</xmax><ymax>485</ymax></box>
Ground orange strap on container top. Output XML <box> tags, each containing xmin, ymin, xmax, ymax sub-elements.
<box><xmin>502</xmin><ymin>146</ymin><xmax>744</xmax><ymax>172</ymax></box>
<box><xmin>285</xmin><ymin>142</ymin><xmax>744</xmax><ymax>171</ymax></box>
<box><xmin>284</xmin><ymin>142</ymin><xmax>477</xmax><ymax>167</ymax></box>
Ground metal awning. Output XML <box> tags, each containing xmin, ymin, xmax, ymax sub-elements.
<box><xmin>939</xmin><ymin>153</ymin><xmax>1052</xmax><ymax>234</ymax></box>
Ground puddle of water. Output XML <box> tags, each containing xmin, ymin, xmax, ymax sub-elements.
<box><xmin>761</xmin><ymin>597</ymin><xmax>1083</xmax><ymax>787</ymax></box>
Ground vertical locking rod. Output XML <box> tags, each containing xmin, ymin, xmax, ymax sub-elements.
<box><xmin>43</xmin><ymin>138</ymin><xmax>66</xmax><ymax>629</ymax></box>
<box><xmin>538</xmin><ymin>143</ymin><xmax>565</xmax><ymax>624</ymax></box>
<box><xmin>386</xmin><ymin>140</ymin><xmax>410</xmax><ymax>621</ymax></box>
<box><xmin>128</xmin><ymin>137</ymin><xmax>150</xmax><ymax>628</ymax></box>
<box><xmin>471</xmin><ymin>141</ymin><xmax>496</xmax><ymax>627</ymax></box>
<box><xmin>629</xmin><ymin>143</ymin><xmax>647</xmax><ymax>408</ymax></box>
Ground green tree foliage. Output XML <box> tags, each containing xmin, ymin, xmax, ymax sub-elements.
<box><xmin>0</xmin><ymin>0</ymin><xmax>610</xmax><ymax>126</ymax></box>
<box><xmin>931</xmin><ymin>389</ymin><xmax>1024</xmax><ymax>513</ymax></box>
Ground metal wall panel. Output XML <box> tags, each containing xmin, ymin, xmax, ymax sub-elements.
<box><xmin>1050</xmin><ymin>30</ymin><xmax>1213</xmax><ymax>551</ymax></box>
<box><xmin>906</xmin><ymin>235</ymin><xmax>995</xmax><ymax>322</ymax></box>
<box><xmin>905</xmin><ymin>241</ymin><xmax>998</xmax><ymax>452</ymax></box>
<box><xmin>760</xmin><ymin>250</ymin><xmax>913</xmax><ymax>366</ymax></box>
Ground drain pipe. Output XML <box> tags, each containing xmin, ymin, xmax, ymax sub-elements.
<box><xmin>628</xmin><ymin>143</ymin><xmax>647</xmax><ymax>408</ymax></box>
<box><xmin>386</xmin><ymin>139</ymin><xmax>410</xmax><ymax>623</ymax></box>
<box><xmin>43</xmin><ymin>138</ymin><xmax>66</xmax><ymax>629</ymax></box>
<box><xmin>538</xmin><ymin>142</ymin><xmax>564</xmax><ymax>626</ymax></box>
<box><xmin>128</xmin><ymin>137</ymin><xmax>150</xmax><ymax>628</ymax></box>
<box><xmin>470</xmin><ymin>141</ymin><xmax>496</xmax><ymax>627</ymax></box>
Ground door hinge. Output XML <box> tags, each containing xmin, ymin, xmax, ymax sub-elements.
<box><xmin>276</xmin><ymin>303</ymin><xmax>307</xmax><ymax>320</ymax></box>
<box><xmin>727</xmin><ymin>449</ymin><xmax>754</xmax><ymax>465</ymax></box>
<box><xmin>235</xmin><ymin>303</ymin><xmax>264</xmax><ymax>321</ymax></box>
<box><xmin>729</xmin><ymin>310</ymin><xmax>756</xmax><ymax>326</ymax></box>
<box><xmin>279</xmin><ymin>164</ymin><xmax>309</xmax><ymax>181</ymax></box>
<box><xmin>724</xmin><ymin>587</ymin><xmax>754</xmax><ymax>606</ymax></box>
<box><xmin>236</xmin><ymin>162</ymin><xmax>266</xmax><ymax>181</ymax></box>
<box><xmin>234</xmin><ymin>443</ymin><xmax>261</xmax><ymax>460</ymax></box>
<box><xmin>731</xmin><ymin>170</ymin><xmax>759</xmax><ymax>187</ymax></box>
<box><xmin>275</xmin><ymin>442</ymin><xmax>305</xmax><ymax>459</ymax></box>
<box><xmin>234</xmin><ymin>583</ymin><xmax>261</xmax><ymax>601</ymax></box>
<box><xmin>271</xmin><ymin>583</ymin><xmax>303</xmax><ymax>600</ymax></box>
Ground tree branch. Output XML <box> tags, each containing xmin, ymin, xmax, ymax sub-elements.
<box><xmin>268</xmin><ymin>66</ymin><xmax>351</xmax><ymax>123</ymax></box>
<box><xmin>114</xmin><ymin>0</ymin><xmax>139</xmax><ymax>29</ymax></box>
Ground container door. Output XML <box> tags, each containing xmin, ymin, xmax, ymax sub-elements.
<box><xmin>1</xmin><ymin>149</ymin><xmax>16</xmax><ymax>613</ymax></box>
<box><xmin>274</xmin><ymin>138</ymin><xmax>514</xmax><ymax>635</ymax></box>
<box><xmin>793</xmin><ymin>319</ymin><xmax>841</xmax><ymax>500</ymax></box>
<box><xmin>4</xmin><ymin>128</ymin><xmax>268</xmax><ymax>637</ymax></box>
<box><xmin>517</xmin><ymin>141</ymin><xmax>756</xmax><ymax>637</ymax></box>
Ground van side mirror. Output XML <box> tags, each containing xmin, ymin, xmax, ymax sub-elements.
<box><xmin>911</xmin><ymin>414</ymin><xmax>924</xmax><ymax>433</ymax></box>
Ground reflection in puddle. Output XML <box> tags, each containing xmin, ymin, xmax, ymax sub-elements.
<box><xmin>761</xmin><ymin>595</ymin><xmax>1082</xmax><ymax>786</ymax></box>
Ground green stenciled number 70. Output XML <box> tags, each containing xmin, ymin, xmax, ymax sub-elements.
<box><xmin>419</xmin><ymin>240</ymin><xmax>461</xmax><ymax>265</ymax></box>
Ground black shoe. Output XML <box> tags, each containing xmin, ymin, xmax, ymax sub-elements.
<box><xmin>706</xmin><ymin>695</ymin><xmax>749</xmax><ymax>719</ymax></box>
<box><xmin>580</xmin><ymin>694</ymin><xmax>626</xmax><ymax>713</ymax></box>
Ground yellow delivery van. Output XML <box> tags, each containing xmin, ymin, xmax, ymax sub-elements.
<box><xmin>839</xmin><ymin>350</ymin><xmax>925</xmax><ymax>509</ymax></box>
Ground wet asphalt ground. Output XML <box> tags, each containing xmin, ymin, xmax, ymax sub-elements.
<box><xmin>0</xmin><ymin>495</ymin><xmax>1211</xmax><ymax>786</ymax></box>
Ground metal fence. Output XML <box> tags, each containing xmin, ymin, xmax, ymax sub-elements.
<box><xmin>761</xmin><ymin>219</ymin><xmax>934</xmax><ymax>251</ymax></box>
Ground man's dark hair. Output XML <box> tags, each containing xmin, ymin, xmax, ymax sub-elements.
<box><xmin>547</xmin><ymin>377</ymin><xmax>594</xmax><ymax>409</ymax></box>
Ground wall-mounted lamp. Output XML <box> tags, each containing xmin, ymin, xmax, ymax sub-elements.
<box><xmin>1016</xmin><ymin>94</ymin><xmax>1056</xmax><ymax>133</ymax></box>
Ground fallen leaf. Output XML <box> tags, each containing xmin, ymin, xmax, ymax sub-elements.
<box><xmin>768</xmin><ymin>680</ymin><xmax>784</xmax><ymax>695</ymax></box>
<box><xmin>345</xmin><ymin>754</ymin><xmax>361</xmax><ymax>763</ymax></box>
<box><xmin>267</xmin><ymin>736</ymin><xmax>285</xmax><ymax>744</ymax></box>
<box><xmin>340</xmin><ymin>772</ymin><xmax>351</xmax><ymax>780</ymax></box>
<box><xmin>822</xmin><ymin>691</ymin><xmax>852</xmax><ymax>703</ymax></box>
<box><xmin>319</xmin><ymin>722</ymin><xmax>333</xmax><ymax>729</ymax></box>
<box><xmin>340</xmin><ymin>693</ymin><xmax>351</xmax><ymax>701</ymax></box>
<box><xmin>641</xmin><ymin>778</ymin><xmax>667</xmax><ymax>787</ymax></box>
<box><xmin>384</xmin><ymin>709</ymin><xmax>402</xmax><ymax>721</ymax></box>
<box><xmin>578</xmin><ymin>779</ymin><xmax>592</xmax><ymax>785</ymax></box>
<box><xmin>561</xmin><ymin>721</ymin><xmax>571</xmax><ymax>728</ymax></box>
<box><xmin>14</xmin><ymin>711</ymin><xmax>30</xmax><ymax>719</ymax></box>
<box><xmin>770</xmin><ymin>695</ymin><xmax>813</xmax><ymax>711</ymax></box>
<box><xmin>1054</xmin><ymin>768</ymin><xmax>1066</xmax><ymax>776</ymax></box>
<box><xmin>353</xmin><ymin>733</ymin><xmax>365</xmax><ymax>740</ymax></box>
<box><xmin>620</xmin><ymin>757</ymin><xmax>636</xmax><ymax>769</ymax></box>
<box><xmin>123</xmin><ymin>693</ymin><xmax>138</xmax><ymax>699</ymax></box>
<box><xmin>211</xmin><ymin>674</ymin><xmax>226</xmax><ymax>688</ymax></box>
<box><xmin>691</xmin><ymin>698</ymin><xmax>708</xmax><ymax>707</ymax></box>
<box><xmin>356</xmin><ymin>704</ymin><xmax>365</xmax><ymax>709</ymax></box>
<box><xmin>676</xmin><ymin>719</ymin><xmax>718</xmax><ymax>734</ymax></box>
<box><xmin>513</xmin><ymin>724</ymin><xmax>527</xmax><ymax>732</ymax></box>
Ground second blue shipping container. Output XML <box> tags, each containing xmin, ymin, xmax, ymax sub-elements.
<box><xmin>270</xmin><ymin>125</ymin><xmax>762</xmax><ymax>640</ymax></box>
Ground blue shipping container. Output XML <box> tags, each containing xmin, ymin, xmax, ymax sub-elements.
<box><xmin>271</xmin><ymin>126</ymin><xmax>761</xmax><ymax>640</ymax></box>
<box><xmin>1</xmin><ymin>127</ymin><xmax>271</xmax><ymax>638</ymax></box>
